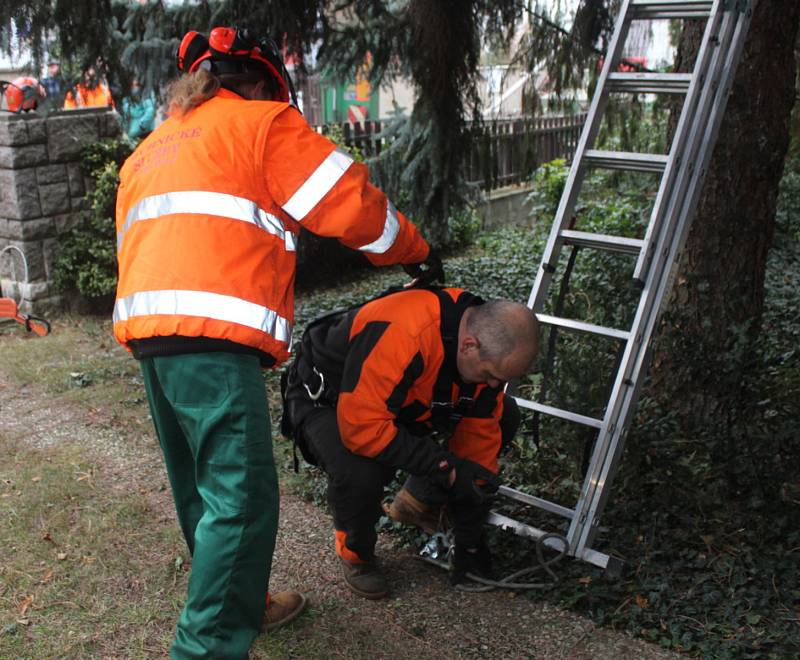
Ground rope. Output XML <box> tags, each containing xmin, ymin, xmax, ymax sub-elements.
<box><xmin>417</xmin><ymin>531</ymin><xmax>569</xmax><ymax>592</ymax></box>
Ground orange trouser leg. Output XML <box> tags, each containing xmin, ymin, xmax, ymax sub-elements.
<box><xmin>335</xmin><ymin>529</ymin><xmax>367</xmax><ymax>563</ymax></box>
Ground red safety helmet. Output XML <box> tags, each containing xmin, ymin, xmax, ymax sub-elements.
<box><xmin>4</xmin><ymin>76</ymin><xmax>46</xmax><ymax>113</ymax></box>
<box><xmin>176</xmin><ymin>27</ymin><xmax>296</xmax><ymax>105</ymax></box>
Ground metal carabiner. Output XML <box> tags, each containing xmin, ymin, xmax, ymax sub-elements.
<box><xmin>303</xmin><ymin>366</ymin><xmax>325</xmax><ymax>401</ymax></box>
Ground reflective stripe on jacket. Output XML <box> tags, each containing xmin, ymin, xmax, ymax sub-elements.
<box><xmin>303</xmin><ymin>288</ymin><xmax>506</xmax><ymax>474</ymax></box>
<box><xmin>114</xmin><ymin>88</ymin><xmax>429</xmax><ymax>364</ymax></box>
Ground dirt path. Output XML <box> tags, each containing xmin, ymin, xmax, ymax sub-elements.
<box><xmin>0</xmin><ymin>370</ymin><xmax>678</xmax><ymax>659</ymax></box>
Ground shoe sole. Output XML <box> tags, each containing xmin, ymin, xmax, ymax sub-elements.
<box><xmin>263</xmin><ymin>592</ymin><xmax>308</xmax><ymax>632</ymax></box>
<box><xmin>343</xmin><ymin>579</ymin><xmax>388</xmax><ymax>600</ymax></box>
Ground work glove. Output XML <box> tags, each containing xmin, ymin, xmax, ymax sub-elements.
<box><xmin>402</xmin><ymin>250</ymin><xmax>445</xmax><ymax>287</ymax></box>
<box><xmin>428</xmin><ymin>455</ymin><xmax>501</xmax><ymax>506</ymax></box>
<box><xmin>450</xmin><ymin>536</ymin><xmax>494</xmax><ymax>585</ymax></box>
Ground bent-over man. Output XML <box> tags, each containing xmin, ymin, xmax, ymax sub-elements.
<box><xmin>282</xmin><ymin>287</ymin><xmax>538</xmax><ymax>598</ymax></box>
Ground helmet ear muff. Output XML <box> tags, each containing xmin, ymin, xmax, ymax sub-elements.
<box><xmin>177</xmin><ymin>31</ymin><xmax>210</xmax><ymax>73</ymax></box>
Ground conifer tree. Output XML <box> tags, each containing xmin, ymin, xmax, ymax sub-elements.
<box><xmin>3</xmin><ymin>1</ymin><xmax>798</xmax><ymax>446</ymax></box>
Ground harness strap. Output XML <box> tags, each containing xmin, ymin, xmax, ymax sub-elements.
<box><xmin>427</xmin><ymin>289</ymin><xmax>484</xmax><ymax>438</ymax></box>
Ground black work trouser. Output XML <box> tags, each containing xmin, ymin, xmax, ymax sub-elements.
<box><xmin>301</xmin><ymin>407</ymin><xmax>395</xmax><ymax>561</ymax></box>
<box><xmin>296</xmin><ymin>395</ymin><xmax>520</xmax><ymax>560</ymax></box>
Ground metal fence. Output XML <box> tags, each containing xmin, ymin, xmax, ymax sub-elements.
<box><xmin>313</xmin><ymin>113</ymin><xmax>586</xmax><ymax>192</ymax></box>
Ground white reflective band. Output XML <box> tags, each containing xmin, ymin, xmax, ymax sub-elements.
<box><xmin>117</xmin><ymin>191</ymin><xmax>295</xmax><ymax>252</ymax></box>
<box><xmin>281</xmin><ymin>148</ymin><xmax>354</xmax><ymax>220</ymax></box>
<box><xmin>113</xmin><ymin>290</ymin><xmax>292</xmax><ymax>343</ymax></box>
<box><xmin>358</xmin><ymin>200</ymin><xmax>401</xmax><ymax>254</ymax></box>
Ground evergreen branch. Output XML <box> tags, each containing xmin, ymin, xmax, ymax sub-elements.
<box><xmin>518</xmin><ymin>0</ymin><xmax>653</xmax><ymax>73</ymax></box>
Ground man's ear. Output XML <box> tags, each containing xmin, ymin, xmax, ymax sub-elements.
<box><xmin>460</xmin><ymin>334</ymin><xmax>479</xmax><ymax>354</ymax></box>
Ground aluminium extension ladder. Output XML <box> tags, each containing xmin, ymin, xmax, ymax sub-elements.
<box><xmin>490</xmin><ymin>0</ymin><xmax>756</xmax><ymax>573</ymax></box>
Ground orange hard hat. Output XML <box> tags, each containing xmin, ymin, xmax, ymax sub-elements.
<box><xmin>176</xmin><ymin>27</ymin><xmax>295</xmax><ymax>105</ymax></box>
<box><xmin>5</xmin><ymin>76</ymin><xmax>46</xmax><ymax>112</ymax></box>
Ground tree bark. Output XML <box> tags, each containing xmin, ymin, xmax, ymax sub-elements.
<box><xmin>648</xmin><ymin>3</ymin><xmax>800</xmax><ymax>438</ymax></box>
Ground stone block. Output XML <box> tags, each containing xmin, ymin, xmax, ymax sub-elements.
<box><xmin>0</xmin><ymin>278</ymin><xmax>20</xmax><ymax>299</ymax></box>
<box><xmin>36</xmin><ymin>163</ymin><xmax>68</xmax><ymax>185</ymax></box>
<box><xmin>0</xmin><ymin>240</ymin><xmax>44</xmax><ymax>281</ymax></box>
<box><xmin>41</xmin><ymin>237</ymin><xmax>59</xmax><ymax>281</ymax></box>
<box><xmin>0</xmin><ymin>144</ymin><xmax>48</xmax><ymax>168</ymax></box>
<box><xmin>69</xmin><ymin>196</ymin><xmax>88</xmax><ymax>212</ymax></box>
<box><xmin>0</xmin><ymin>240</ymin><xmax>29</xmax><ymax>281</ymax></box>
<box><xmin>7</xmin><ymin>218</ymin><xmax>55</xmax><ymax>241</ymax></box>
<box><xmin>39</xmin><ymin>182</ymin><xmax>71</xmax><ymax>216</ymax></box>
<box><xmin>26</xmin><ymin>118</ymin><xmax>47</xmax><ymax>143</ymax></box>
<box><xmin>101</xmin><ymin>111</ymin><xmax>123</xmax><ymax>138</ymax></box>
<box><xmin>25</xmin><ymin>293</ymin><xmax>64</xmax><ymax>316</ymax></box>
<box><xmin>0</xmin><ymin>218</ymin><xmax>9</xmax><ymax>239</ymax></box>
<box><xmin>0</xmin><ymin>116</ymin><xmax>30</xmax><ymax>147</ymax></box>
<box><xmin>46</xmin><ymin>113</ymin><xmax>100</xmax><ymax>161</ymax></box>
<box><xmin>67</xmin><ymin>162</ymin><xmax>86</xmax><ymax>196</ymax></box>
<box><xmin>18</xmin><ymin>280</ymin><xmax>50</xmax><ymax>301</ymax></box>
<box><xmin>54</xmin><ymin>212</ymin><xmax>85</xmax><ymax>234</ymax></box>
<box><xmin>0</xmin><ymin>168</ymin><xmax>41</xmax><ymax>219</ymax></box>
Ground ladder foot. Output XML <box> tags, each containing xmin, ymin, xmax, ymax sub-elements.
<box><xmin>603</xmin><ymin>555</ymin><xmax>627</xmax><ymax>581</ymax></box>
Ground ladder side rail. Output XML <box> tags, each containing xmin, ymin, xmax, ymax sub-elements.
<box><xmin>634</xmin><ymin>2</ymin><xmax>744</xmax><ymax>283</ymax></box>
<box><xmin>569</xmin><ymin>5</ymin><xmax>755</xmax><ymax>557</ymax></box>
<box><xmin>527</xmin><ymin>0</ymin><xmax>636</xmax><ymax>311</ymax></box>
<box><xmin>632</xmin><ymin>0</ymin><xmax>728</xmax><ymax>283</ymax></box>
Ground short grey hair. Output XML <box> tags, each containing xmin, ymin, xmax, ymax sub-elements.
<box><xmin>466</xmin><ymin>301</ymin><xmax>539</xmax><ymax>363</ymax></box>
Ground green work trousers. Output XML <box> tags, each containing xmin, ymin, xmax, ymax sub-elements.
<box><xmin>140</xmin><ymin>352</ymin><xmax>278</xmax><ymax>659</ymax></box>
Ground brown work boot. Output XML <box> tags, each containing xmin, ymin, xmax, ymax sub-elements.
<box><xmin>384</xmin><ymin>487</ymin><xmax>443</xmax><ymax>533</ymax></box>
<box><xmin>262</xmin><ymin>590</ymin><xmax>308</xmax><ymax>632</ymax></box>
<box><xmin>340</xmin><ymin>557</ymin><xmax>389</xmax><ymax>600</ymax></box>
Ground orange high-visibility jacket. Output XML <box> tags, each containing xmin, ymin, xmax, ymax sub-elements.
<box><xmin>114</xmin><ymin>88</ymin><xmax>429</xmax><ymax>364</ymax></box>
<box><xmin>63</xmin><ymin>83</ymin><xmax>114</xmax><ymax>109</ymax></box>
<box><xmin>302</xmin><ymin>288</ymin><xmax>506</xmax><ymax>474</ymax></box>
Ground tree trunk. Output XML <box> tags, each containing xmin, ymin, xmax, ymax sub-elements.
<box><xmin>648</xmin><ymin>3</ymin><xmax>800</xmax><ymax>442</ymax></box>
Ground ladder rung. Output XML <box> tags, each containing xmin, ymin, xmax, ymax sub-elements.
<box><xmin>497</xmin><ymin>485</ymin><xmax>575</xmax><ymax>519</ymax></box>
<box><xmin>561</xmin><ymin>229</ymin><xmax>644</xmax><ymax>255</ymax></box>
<box><xmin>607</xmin><ymin>72</ymin><xmax>693</xmax><ymax>94</ymax></box>
<box><xmin>630</xmin><ymin>0</ymin><xmax>713</xmax><ymax>20</ymax></box>
<box><xmin>513</xmin><ymin>396</ymin><xmax>604</xmax><ymax>429</ymax></box>
<box><xmin>537</xmin><ymin>313</ymin><xmax>631</xmax><ymax>341</ymax></box>
<box><xmin>584</xmin><ymin>149</ymin><xmax>668</xmax><ymax>173</ymax></box>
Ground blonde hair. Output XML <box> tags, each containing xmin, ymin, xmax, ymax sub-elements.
<box><xmin>166</xmin><ymin>69</ymin><xmax>221</xmax><ymax>117</ymax></box>
<box><xmin>166</xmin><ymin>68</ymin><xmax>276</xmax><ymax>117</ymax></box>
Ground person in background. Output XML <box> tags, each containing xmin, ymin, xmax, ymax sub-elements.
<box><xmin>40</xmin><ymin>59</ymin><xmax>65</xmax><ymax>107</ymax></box>
<box><xmin>63</xmin><ymin>65</ymin><xmax>114</xmax><ymax>109</ymax></box>
<box><xmin>121</xmin><ymin>78</ymin><xmax>156</xmax><ymax>140</ymax></box>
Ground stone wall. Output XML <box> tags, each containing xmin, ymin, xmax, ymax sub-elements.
<box><xmin>0</xmin><ymin>107</ymin><xmax>121</xmax><ymax>313</ymax></box>
<box><xmin>478</xmin><ymin>184</ymin><xmax>535</xmax><ymax>229</ymax></box>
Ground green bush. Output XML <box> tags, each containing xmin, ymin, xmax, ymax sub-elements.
<box><xmin>526</xmin><ymin>157</ymin><xmax>568</xmax><ymax>223</ymax></box>
<box><xmin>52</xmin><ymin>139</ymin><xmax>133</xmax><ymax>303</ymax></box>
